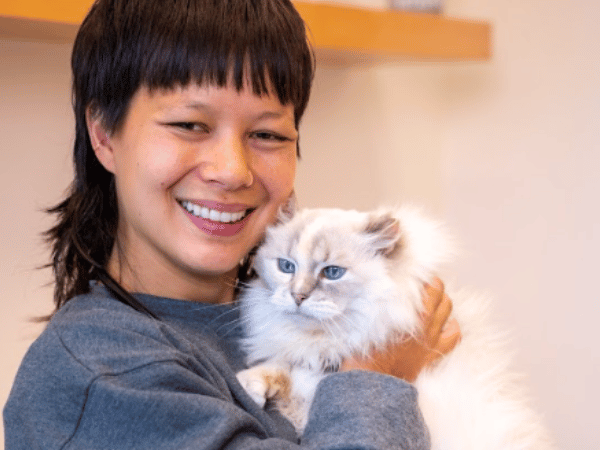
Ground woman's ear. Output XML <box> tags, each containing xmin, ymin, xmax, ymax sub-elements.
<box><xmin>86</xmin><ymin>108</ymin><xmax>116</xmax><ymax>174</ymax></box>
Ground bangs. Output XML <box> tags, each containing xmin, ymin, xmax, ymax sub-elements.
<box><xmin>144</xmin><ymin>0</ymin><xmax>310</xmax><ymax>105</ymax></box>
<box><xmin>75</xmin><ymin>0</ymin><xmax>313</xmax><ymax>130</ymax></box>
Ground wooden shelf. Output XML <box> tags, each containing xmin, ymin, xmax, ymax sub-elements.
<box><xmin>0</xmin><ymin>0</ymin><xmax>491</xmax><ymax>63</ymax></box>
<box><xmin>295</xmin><ymin>2</ymin><xmax>491</xmax><ymax>63</ymax></box>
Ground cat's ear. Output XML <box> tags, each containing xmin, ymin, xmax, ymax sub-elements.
<box><xmin>363</xmin><ymin>212</ymin><xmax>402</xmax><ymax>257</ymax></box>
<box><xmin>276</xmin><ymin>191</ymin><xmax>298</xmax><ymax>224</ymax></box>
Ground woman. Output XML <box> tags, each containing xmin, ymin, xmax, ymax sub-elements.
<box><xmin>3</xmin><ymin>0</ymin><xmax>460</xmax><ymax>448</ymax></box>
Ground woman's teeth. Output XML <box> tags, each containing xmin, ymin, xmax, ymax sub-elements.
<box><xmin>180</xmin><ymin>201</ymin><xmax>248</xmax><ymax>223</ymax></box>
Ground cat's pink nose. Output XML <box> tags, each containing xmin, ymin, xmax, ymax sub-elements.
<box><xmin>292</xmin><ymin>293</ymin><xmax>309</xmax><ymax>306</ymax></box>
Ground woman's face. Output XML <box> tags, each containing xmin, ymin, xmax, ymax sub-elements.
<box><xmin>89</xmin><ymin>82</ymin><xmax>297</xmax><ymax>302</ymax></box>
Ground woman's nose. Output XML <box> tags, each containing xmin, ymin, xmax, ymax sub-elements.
<box><xmin>195</xmin><ymin>134</ymin><xmax>254</xmax><ymax>189</ymax></box>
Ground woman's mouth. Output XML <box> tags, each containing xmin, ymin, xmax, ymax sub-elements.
<box><xmin>179</xmin><ymin>200</ymin><xmax>250</xmax><ymax>223</ymax></box>
<box><xmin>178</xmin><ymin>200</ymin><xmax>255</xmax><ymax>237</ymax></box>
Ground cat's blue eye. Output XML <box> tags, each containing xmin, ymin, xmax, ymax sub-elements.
<box><xmin>321</xmin><ymin>265</ymin><xmax>346</xmax><ymax>280</ymax></box>
<box><xmin>277</xmin><ymin>258</ymin><xmax>296</xmax><ymax>274</ymax></box>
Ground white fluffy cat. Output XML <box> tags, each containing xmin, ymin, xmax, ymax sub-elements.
<box><xmin>237</xmin><ymin>207</ymin><xmax>555</xmax><ymax>450</ymax></box>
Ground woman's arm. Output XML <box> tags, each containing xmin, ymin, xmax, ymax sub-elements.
<box><xmin>5</xmin><ymin>295</ymin><xmax>431</xmax><ymax>450</ymax></box>
<box><xmin>341</xmin><ymin>277</ymin><xmax>462</xmax><ymax>382</ymax></box>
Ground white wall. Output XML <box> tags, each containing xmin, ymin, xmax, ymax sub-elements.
<box><xmin>439</xmin><ymin>1</ymin><xmax>600</xmax><ymax>449</ymax></box>
<box><xmin>2</xmin><ymin>1</ymin><xmax>599</xmax><ymax>448</ymax></box>
<box><xmin>298</xmin><ymin>2</ymin><xmax>600</xmax><ymax>449</ymax></box>
<box><xmin>0</xmin><ymin>38</ymin><xmax>74</xmax><ymax>446</ymax></box>
<box><xmin>297</xmin><ymin>63</ymin><xmax>446</xmax><ymax>212</ymax></box>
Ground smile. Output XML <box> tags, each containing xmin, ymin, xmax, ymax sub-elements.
<box><xmin>179</xmin><ymin>200</ymin><xmax>250</xmax><ymax>224</ymax></box>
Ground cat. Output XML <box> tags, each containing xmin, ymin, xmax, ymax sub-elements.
<box><xmin>236</xmin><ymin>206</ymin><xmax>555</xmax><ymax>450</ymax></box>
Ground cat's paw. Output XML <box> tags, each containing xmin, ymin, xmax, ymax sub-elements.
<box><xmin>237</xmin><ymin>365</ymin><xmax>291</xmax><ymax>409</ymax></box>
<box><xmin>237</xmin><ymin>367</ymin><xmax>269</xmax><ymax>408</ymax></box>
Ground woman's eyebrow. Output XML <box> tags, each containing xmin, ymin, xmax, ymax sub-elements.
<box><xmin>182</xmin><ymin>102</ymin><xmax>210</xmax><ymax>111</ymax></box>
<box><xmin>256</xmin><ymin>110</ymin><xmax>290</xmax><ymax>120</ymax></box>
<box><xmin>179</xmin><ymin>102</ymin><xmax>290</xmax><ymax>121</ymax></box>
<box><xmin>156</xmin><ymin>102</ymin><xmax>212</xmax><ymax>116</ymax></box>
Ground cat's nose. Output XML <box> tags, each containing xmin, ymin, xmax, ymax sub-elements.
<box><xmin>292</xmin><ymin>292</ymin><xmax>309</xmax><ymax>306</ymax></box>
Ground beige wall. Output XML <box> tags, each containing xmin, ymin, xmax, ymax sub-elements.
<box><xmin>297</xmin><ymin>63</ymin><xmax>446</xmax><ymax>212</ymax></box>
<box><xmin>2</xmin><ymin>1</ymin><xmax>599</xmax><ymax>448</ymax></box>
<box><xmin>439</xmin><ymin>1</ymin><xmax>600</xmax><ymax>449</ymax></box>
<box><xmin>1</xmin><ymin>38</ymin><xmax>74</xmax><ymax>445</ymax></box>
<box><xmin>298</xmin><ymin>1</ymin><xmax>600</xmax><ymax>449</ymax></box>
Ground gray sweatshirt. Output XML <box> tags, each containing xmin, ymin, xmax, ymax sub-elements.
<box><xmin>4</xmin><ymin>284</ymin><xmax>430</xmax><ymax>449</ymax></box>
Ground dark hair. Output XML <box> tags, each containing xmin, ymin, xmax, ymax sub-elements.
<box><xmin>45</xmin><ymin>0</ymin><xmax>314</xmax><ymax>315</ymax></box>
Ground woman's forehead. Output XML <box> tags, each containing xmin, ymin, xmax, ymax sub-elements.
<box><xmin>126</xmin><ymin>82</ymin><xmax>295</xmax><ymax>128</ymax></box>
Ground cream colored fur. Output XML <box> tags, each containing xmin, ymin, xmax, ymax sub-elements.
<box><xmin>237</xmin><ymin>207</ymin><xmax>555</xmax><ymax>449</ymax></box>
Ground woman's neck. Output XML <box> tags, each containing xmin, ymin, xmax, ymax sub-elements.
<box><xmin>106</xmin><ymin>249</ymin><xmax>239</xmax><ymax>305</ymax></box>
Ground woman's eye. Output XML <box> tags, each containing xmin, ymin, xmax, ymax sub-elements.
<box><xmin>321</xmin><ymin>265</ymin><xmax>346</xmax><ymax>280</ymax></box>
<box><xmin>277</xmin><ymin>258</ymin><xmax>296</xmax><ymax>274</ymax></box>
<box><xmin>169</xmin><ymin>122</ymin><xmax>209</xmax><ymax>133</ymax></box>
<box><xmin>251</xmin><ymin>131</ymin><xmax>291</xmax><ymax>142</ymax></box>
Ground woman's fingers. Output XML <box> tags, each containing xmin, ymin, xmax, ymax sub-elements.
<box><xmin>437</xmin><ymin>317</ymin><xmax>461</xmax><ymax>355</ymax></box>
<box><xmin>421</xmin><ymin>277</ymin><xmax>461</xmax><ymax>354</ymax></box>
<box><xmin>340</xmin><ymin>277</ymin><xmax>462</xmax><ymax>383</ymax></box>
<box><xmin>423</xmin><ymin>277</ymin><xmax>445</xmax><ymax>313</ymax></box>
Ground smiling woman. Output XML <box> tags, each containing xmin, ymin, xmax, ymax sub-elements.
<box><xmin>87</xmin><ymin>83</ymin><xmax>298</xmax><ymax>302</ymax></box>
<box><xmin>4</xmin><ymin>0</ymin><xmax>455</xmax><ymax>449</ymax></box>
<box><xmin>48</xmin><ymin>0</ymin><xmax>312</xmax><ymax>310</ymax></box>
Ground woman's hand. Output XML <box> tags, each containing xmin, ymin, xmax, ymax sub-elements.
<box><xmin>340</xmin><ymin>277</ymin><xmax>462</xmax><ymax>382</ymax></box>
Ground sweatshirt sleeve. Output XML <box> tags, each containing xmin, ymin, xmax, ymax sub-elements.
<box><xmin>4</xmin><ymin>303</ymin><xmax>430</xmax><ymax>450</ymax></box>
<box><xmin>63</xmin><ymin>367</ymin><xmax>430</xmax><ymax>450</ymax></box>
<box><xmin>303</xmin><ymin>371</ymin><xmax>431</xmax><ymax>450</ymax></box>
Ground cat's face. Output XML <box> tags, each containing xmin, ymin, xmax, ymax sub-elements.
<box><xmin>252</xmin><ymin>209</ymin><xmax>401</xmax><ymax>327</ymax></box>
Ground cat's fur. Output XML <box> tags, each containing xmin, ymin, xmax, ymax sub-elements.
<box><xmin>237</xmin><ymin>207</ymin><xmax>554</xmax><ymax>450</ymax></box>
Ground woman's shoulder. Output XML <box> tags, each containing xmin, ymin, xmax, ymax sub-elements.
<box><xmin>33</xmin><ymin>286</ymin><xmax>192</xmax><ymax>376</ymax></box>
<box><xmin>4</xmin><ymin>288</ymin><xmax>257</xmax><ymax>450</ymax></box>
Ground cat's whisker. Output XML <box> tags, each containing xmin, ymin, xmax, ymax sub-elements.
<box><xmin>248</xmin><ymin>315</ymin><xmax>279</xmax><ymax>336</ymax></box>
<box><xmin>234</xmin><ymin>280</ymin><xmax>255</xmax><ymax>290</ymax></box>
<box><xmin>322</xmin><ymin>318</ymin><xmax>353</xmax><ymax>357</ymax></box>
<box><xmin>328</xmin><ymin>316</ymin><xmax>348</xmax><ymax>338</ymax></box>
<box><xmin>215</xmin><ymin>316</ymin><xmax>246</xmax><ymax>336</ymax></box>
<box><xmin>335</xmin><ymin>313</ymin><xmax>359</xmax><ymax>336</ymax></box>
<box><xmin>203</xmin><ymin>304</ymin><xmax>245</xmax><ymax>336</ymax></box>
